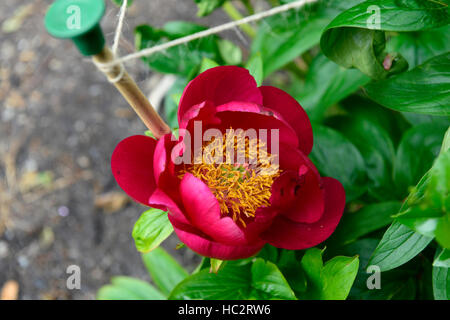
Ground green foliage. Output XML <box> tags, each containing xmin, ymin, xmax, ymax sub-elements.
<box><xmin>111</xmin><ymin>0</ymin><xmax>133</xmax><ymax>7</ymax></box>
<box><xmin>329</xmin><ymin>202</ymin><xmax>402</xmax><ymax>246</ymax></box>
<box><xmin>299</xmin><ymin>248</ymin><xmax>359</xmax><ymax>300</ymax></box>
<box><xmin>135</xmin><ymin>22</ymin><xmax>221</xmax><ymax>76</ymax></box>
<box><xmin>132</xmin><ymin>209</ymin><xmax>173</xmax><ymax>253</ymax></box>
<box><xmin>194</xmin><ymin>0</ymin><xmax>227</xmax><ymax>17</ymax></box>
<box><xmin>395</xmin><ymin>131</ymin><xmax>450</xmax><ymax>249</ymax></box>
<box><xmin>245</xmin><ymin>53</ymin><xmax>264</xmax><ymax>86</ymax></box>
<box><xmin>297</xmin><ymin>53</ymin><xmax>370</xmax><ymax>122</ymax></box>
<box><xmin>251</xmin><ymin>0</ymin><xmax>365</xmax><ymax>76</ymax></box>
<box><xmin>99</xmin><ymin>0</ymin><xmax>450</xmax><ymax>301</ymax></box>
<box><xmin>321</xmin><ymin>0</ymin><xmax>449</xmax><ymax>79</ymax></box>
<box><xmin>142</xmin><ymin>247</ymin><xmax>189</xmax><ymax>296</ymax></box>
<box><xmin>393</xmin><ymin>124</ymin><xmax>448</xmax><ymax>199</ymax></box>
<box><xmin>97</xmin><ymin>276</ymin><xmax>165</xmax><ymax>300</ymax></box>
<box><xmin>369</xmin><ymin>221</ymin><xmax>433</xmax><ymax>272</ymax></box>
<box><xmin>169</xmin><ymin>258</ymin><xmax>296</xmax><ymax>300</ymax></box>
<box><xmin>309</xmin><ymin>124</ymin><xmax>368</xmax><ymax>202</ymax></box>
<box><xmin>433</xmin><ymin>247</ymin><xmax>450</xmax><ymax>300</ymax></box>
<box><xmin>365</xmin><ymin>53</ymin><xmax>450</xmax><ymax>115</ymax></box>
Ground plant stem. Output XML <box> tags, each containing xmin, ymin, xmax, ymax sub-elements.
<box><xmin>268</xmin><ymin>0</ymin><xmax>280</xmax><ymax>7</ymax></box>
<box><xmin>241</xmin><ymin>0</ymin><xmax>254</xmax><ymax>14</ymax></box>
<box><xmin>222</xmin><ymin>1</ymin><xmax>256</xmax><ymax>39</ymax></box>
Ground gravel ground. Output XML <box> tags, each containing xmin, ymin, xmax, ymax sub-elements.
<box><xmin>0</xmin><ymin>0</ymin><xmax>239</xmax><ymax>300</ymax></box>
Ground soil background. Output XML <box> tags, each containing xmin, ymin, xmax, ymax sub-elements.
<box><xmin>0</xmin><ymin>0</ymin><xmax>248</xmax><ymax>299</ymax></box>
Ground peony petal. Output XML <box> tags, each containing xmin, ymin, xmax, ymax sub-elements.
<box><xmin>178</xmin><ymin>66</ymin><xmax>262</xmax><ymax>125</ymax></box>
<box><xmin>149</xmin><ymin>188</ymin><xmax>190</xmax><ymax>225</ymax></box>
<box><xmin>280</xmin><ymin>167</ymin><xmax>325</xmax><ymax>224</ymax></box>
<box><xmin>260</xmin><ymin>86</ymin><xmax>313</xmax><ymax>155</ymax></box>
<box><xmin>170</xmin><ymin>216</ymin><xmax>264</xmax><ymax>260</ymax></box>
<box><xmin>179</xmin><ymin>173</ymin><xmax>248</xmax><ymax>245</ymax></box>
<box><xmin>213</xmin><ymin>110</ymin><xmax>299</xmax><ymax>149</ymax></box>
<box><xmin>261</xmin><ymin>177</ymin><xmax>345</xmax><ymax>250</ymax></box>
<box><xmin>111</xmin><ymin>135</ymin><xmax>157</xmax><ymax>206</ymax></box>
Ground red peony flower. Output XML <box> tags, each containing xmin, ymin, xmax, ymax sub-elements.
<box><xmin>111</xmin><ymin>66</ymin><xmax>345</xmax><ymax>260</ymax></box>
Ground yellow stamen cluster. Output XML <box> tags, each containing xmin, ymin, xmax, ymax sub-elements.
<box><xmin>179</xmin><ymin>129</ymin><xmax>280</xmax><ymax>227</ymax></box>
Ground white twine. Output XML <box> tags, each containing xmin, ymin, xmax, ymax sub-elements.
<box><xmin>95</xmin><ymin>0</ymin><xmax>317</xmax><ymax>81</ymax></box>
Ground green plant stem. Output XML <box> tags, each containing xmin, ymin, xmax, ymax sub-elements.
<box><xmin>222</xmin><ymin>2</ymin><xmax>256</xmax><ymax>39</ymax></box>
<box><xmin>268</xmin><ymin>0</ymin><xmax>280</xmax><ymax>6</ymax></box>
<box><xmin>241</xmin><ymin>0</ymin><xmax>254</xmax><ymax>14</ymax></box>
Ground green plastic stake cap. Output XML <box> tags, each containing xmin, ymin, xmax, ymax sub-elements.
<box><xmin>45</xmin><ymin>0</ymin><xmax>106</xmax><ymax>56</ymax></box>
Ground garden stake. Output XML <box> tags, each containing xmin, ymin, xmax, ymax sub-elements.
<box><xmin>44</xmin><ymin>0</ymin><xmax>171</xmax><ymax>139</ymax></box>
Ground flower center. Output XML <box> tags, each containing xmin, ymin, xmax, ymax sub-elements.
<box><xmin>179</xmin><ymin>128</ymin><xmax>281</xmax><ymax>227</ymax></box>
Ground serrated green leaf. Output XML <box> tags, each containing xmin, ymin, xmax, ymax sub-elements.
<box><xmin>142</xmin><ymin>247</ymin><xmax>188</xmax><ymax>296</ymax></box>
<box><xmin>132</xmin><ymin>209</ymin><xmax>173</xmax><ymax>253</ymax></box>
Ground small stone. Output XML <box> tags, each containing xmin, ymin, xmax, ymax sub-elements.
<box><xmin>76</xmin><ymin>156</ymin><xmax>90</xmax><ymax>168</ymax></box>
<box><xmin>0</xmin><ymin>241</ymin><xmax>9</xmax><ymax>259</ymax></box>
<box><xmin>17</xmin><ymin>255</ymin><xmax>29</xmax><ymax>268</ymax></box>
<box><xmin>58</xmin><ymin>206</ymin><xmax>70</xmax><ymax>217</ymax></box>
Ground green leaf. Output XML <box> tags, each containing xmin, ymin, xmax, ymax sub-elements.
<box><xmin>332</xmin><ymin>239</ymin><xmax>420</xmax><ymax>300</ymax></box>
<box><xmin>327</xmin><ymin>114</ymin><xmax>396</xmax><ymax>200</ymax></box>
<box><xmin>297</xmin><ymin>54</ymin><xmax>370</xmax><ymax>122</ymax></box>
<box><xmin>218</xmin><ymin>39</ymin><xmax>242</xmax><ymax>65</ymax></box>
<box><xmin>393</xmin><ymin>123</ymin><xmax>447</xmax><ymax>198</ymax></box>
<box><xmin>434</xmin><ymin>248</ymin><xmax>450</xmax><ymax>268</ymax></box>
<box><xmin>251</xmin><ymin>0</ymin><xmax>365</xmax><ymax>76</ymax></box>
<box><xmin>245</xmin><ymin>53</ymin><xmax>264</xmax><ymax>86</ymax></box>
<box><xmin>210</xmin><ymin>258</ymin><xmax>224</xmax><ymax>273</ymax></box>
<box><xmin>250</xmin><ymin>259</ymin><xmax>297</xmax><ymax>300</ymax></box>
<box><xmin>365</xmin><ymin>53</ymin><xmax>450</xmax><ymax>115</ymax></box>
<box><xmin>97</xmin><ymin>276</ymin><xmax>165</xmax><ymax>300</ymax></box>
<box><xmin>132</xmin><ymin>209</ymin><xmax>173</xmax><ymax>253</ymax></box>
<box><xmin>135</xmin><ymin>22</ymin><xmax>220</xmax><ymax>76</ymax></box>
<box><xmin>309</xmin><ymin>124</ymin><xmax>368</xmax><ymax>202</ymax></box>
<box><xmin>320</xmin><ymin>0</ymin><xmax>450</xmax><ymax>79</ymax></box>
<box><xmin>169</xmin><ymin>259</ymin><xmax>296</xmax><ymax>300</ymax></box>
<box><xmin>169</xmin><ymin>263</ymin><xmax>251</xmax><ymax>300</ymax></box>
<box><xmin>368</xmin><ymin>221</ymin><xmax>433</xmax><ymax>272</ymax></box>
<box><xmin>300</xmin><ymin>248</ymin><xmax>359</xmax><ymax>300</ymax></box>
<box><xmin>142</xmin><ymin>247</ymin><xmax>189</xmax><ymax>296</ymax></box>
<box><xmin>199</xmin><ymin>57</ymin><xmax>219</xmax><ymax>74</ymax></box>
<box><xmin>329</xmin><ymin>202</ymin><xmax>402</xmax><ymax>246</ymax></box>
<box><xmin>111</xmin><ymin>0</ymin><xmax>133</xmax><ymax>7</ymax></box>
<box><xmin>433</xmin><ymin>247</ymin><xmax>450</xmax><ymax>300</ymax></box>
<box><xmin>386</xmin><ymin>26</ymin><xmax>450</xmax><ymax>69</ymax></box>
<box><xmin>395</xmin><ymin>149</ymin><xmax>450</xmax><ymax>248</ymax></box>
<box><xmin>194</xmin><ymin>0</ymin><xmax>227</xmax><ymax>17</ymax></box>
<box><xmin>164</xmin><ymin>78</ymin><xmax>187</xmax><ymax>129</ymax></box>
